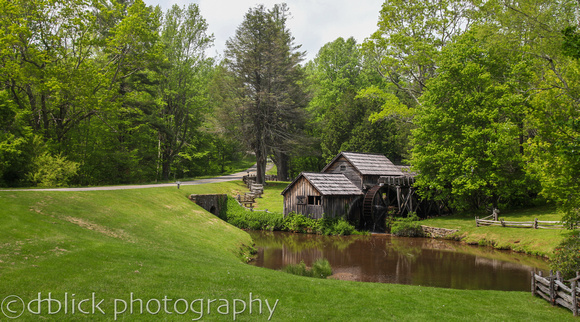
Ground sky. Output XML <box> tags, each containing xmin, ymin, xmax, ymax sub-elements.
<box><xmin>143</xmin><ymin>0</ymin><xmax>384</xmax><ymax>62</ymax></box>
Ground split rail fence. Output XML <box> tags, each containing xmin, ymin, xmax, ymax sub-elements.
<box><xmin>531</xmin><ymin>270</ymin><xmax>580</xmax><ymax>316</ymax></box>
<box><xmin>475</xmin><ymin>214</ymin><xmax>564</xmax><ymax>229</ymax></box>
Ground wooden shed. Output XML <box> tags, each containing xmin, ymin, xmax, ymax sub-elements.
<box><xmin>281</xmin><ymin>172</ymin><xmax>363</xmax><ymax>219</ymax></box>
<box><xmin>321</xmin><ymin>152</ymin><xmax>404</xmax><ymax>190</ymax></box>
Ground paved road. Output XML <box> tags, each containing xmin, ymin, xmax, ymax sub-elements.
<box><xmin>3</xmin><ymin>163</ymin><xmax>271</xmax><ymax>192</ymax></box>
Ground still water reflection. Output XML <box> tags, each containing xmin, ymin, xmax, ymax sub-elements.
<box><xmin>248</xmin><ymin>231</ymin><xmax>549</xmax><ymax>291</ymax></box>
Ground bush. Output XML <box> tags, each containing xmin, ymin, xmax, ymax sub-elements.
<box><xmin>311</xmin><ymin>258</ymin><xmax>332</xmax><ymax>278</ymax></box>
<box><xmin>330</xmin><ymin>219</ymin><xmax>355</xmax><ymax>236</ymax></box>
<box><xmin>282</xmin><ymin>260</ymin><xmax>310</xmax><ymax>277</ymax></box>
<box><xmin>282</xmin><ymin>212</ymin><xmax>315</xmax><ymax>233</ymax></box>
<box><xmin>27</xmin><ymin>152</ymin><xmax>79</xmax><ymax>187</ymax></box>
<box><xmin>390</xmin><ymin>213</ymin><xmax>424</xmax><ymax>237</ymax></box>
<box><xmin>222</xmin><ymin>198</ymin><xmax>360</xmax><ymax>236</ymax></box>
<box><xmin>551</xmin><ymin>231</ymin><xmax>580</xmax><ymax>279</ymax></box>
<box><xmin>282</xmin><ymin>258</ymin><xmax>332</xmax><ymax>279</ymax></box>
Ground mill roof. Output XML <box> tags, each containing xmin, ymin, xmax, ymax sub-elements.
<box><xmin>281</xmin><ymin>172</ymin><xmax>363</xmax><ymax>196</ymax></box>
<box><xmin>322</xmin><ymin>151</ymin><xmax>404</xmax><ymax>176</ymax></box>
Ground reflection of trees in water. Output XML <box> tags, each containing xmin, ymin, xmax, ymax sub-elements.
<box><xmin>248</xmin><ymin>231</ymin><xmax>363</xmax><ymax>252</ymax></box>
<box><xmin>249</xmin><ymin>231</ymin><xmax>547</xmax><ymax>291</ymax></box>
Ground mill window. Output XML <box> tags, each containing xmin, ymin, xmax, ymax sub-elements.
<box><xmin>307</xmin><ymin>196</ymin><xmax>322</xmax><ymax>205</ymax></box>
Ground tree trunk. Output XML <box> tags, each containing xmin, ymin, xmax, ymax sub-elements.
<box><xmin>255</xmin><ymin>147</ymin><xmax>266</xmax><ymax>185</ymax></box>
<box><xmin>275</xmin><ymin>151</ymin><xmax>289</xmax><ymax>181</ymax></box>
<box><xmin>161</xmin><ymin>146</ymin><xmax>173</xmax><ymax>181</ymax></box>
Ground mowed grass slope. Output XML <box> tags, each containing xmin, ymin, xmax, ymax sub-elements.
<box><xmin>421</xmin><ymin>206</ymin><xmax>572</xmax><ymax>257</ymax></box>
<box><xmin>0</xmin><ymin>186</ymin><xmax>574</xmax><ymax>321</ymax></box>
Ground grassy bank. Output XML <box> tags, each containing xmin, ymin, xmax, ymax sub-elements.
<box><xmin>421</xmin><ymin>206</ymin><xmax>573</xmax><ymax>257</ymax></box>
<box><xmin>252</xmin><ymin>181</ymin><xmax>288</xmax><ymax>213</ymax></box>
<box><xmin>255</xmin><ymin>180</ymin><xmax>569</xmax><ymax>257</ymax></box>
<box><xmin>0</xmin><ymin>186</ymin><xmax>575</xmax><ymax>320</ymax></box>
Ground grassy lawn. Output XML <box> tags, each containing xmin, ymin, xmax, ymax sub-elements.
<box><xmin>252</xmin><ymin>181</ymin><xmax>289</xmax><ymax>213</ymax></box>
<box><xmin>421</xmin><ymin>206</ymin><xmax>574</xmax><ymax>257</ymax></box>
<box><xmin>0</xmin><ymin>185</ymin><xmax>575</xmax><ymax>321</ymax></box>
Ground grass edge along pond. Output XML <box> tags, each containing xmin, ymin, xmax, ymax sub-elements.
<box><xmin>0</xmin><ymin>184</ymin><xmax>575</xmax><ymax>320</ymax></box>
<box><xmin>420</xmin><ymin>205</ymin><xmax>573</xmax><ymax>257</ymax></box>
<box><xmin>250</xmin><ymin>180</ymin><xmax>569</xmax><ymax>258</ymax></box>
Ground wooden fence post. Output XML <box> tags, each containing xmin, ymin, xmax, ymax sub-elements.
<box><xmin>476</xmin><ymin>216</ymin><xmax>479</xmax><ymax>227</ymax></box>
<box><xmin>531</xmin><ymin>271</ymin><xmax>536</xmax><ymax>296</ymax></box>
<box><xmin>550</xmin><ymin>270</ymin><xmax>555</xmax><ymax>306</ymax></box>
<box><xmin>501</xmin><ymin>218</ymin><xmax>505</xmax><ymax>227</ymax></box>
<box><xmin>534</xmin><ymin>218</ymin><xmax>538</xmax><ymax>229</ymax></box>
<box><xmin>572</xmin><ymin>279</ymin><xmax>578</xmax><ymax>317</ymax></box>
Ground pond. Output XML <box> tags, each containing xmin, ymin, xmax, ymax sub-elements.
<box><xmin>248</xmin><ymin>231</ymin><xmax>550</xmax><ymax>291</ymax></box>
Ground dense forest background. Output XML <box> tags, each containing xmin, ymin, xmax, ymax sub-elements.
<box><xmin>2</xmin><ymin>0</ymin><xmax>580</xmax><ymax>223</ymax></box>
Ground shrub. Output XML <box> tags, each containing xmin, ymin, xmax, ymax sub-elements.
<box><xmin>27</xmin><ymin>152</ymin><xmax>79</xmax><ymax>187</ymax></box>
<box><xmin>282</xmin><ymin>260</ymin><xmax>310</xmax><ymax>277</ymax></box>
<box><xmin>222</xmin><ymin>198</ymin><xmax>360</xmax><ymax>236</ymax></box>
<box><xmin>311</xmin><ymin>258</ymin><xmax>332</xmax><ymax>278</ymax></box>
<box><xmin>391</xmin><ymin>213</ymin><xmax>424</xmax><ymax>237</ymax></box>
<box><xmin>551</xmin><ymin>231</ymin><xmax>580</xmax><ymax>279</ymax></box>
<box><xmin>330</xmin><ymin>219</ymin><xmax>355</xmax><ymax>236</ymax></box>
<box><xmin>282</xmin><ymin>258</ymin><xmax>332</xmax><ymax>279</ymax></box>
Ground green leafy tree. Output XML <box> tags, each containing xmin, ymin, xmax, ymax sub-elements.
<box><xmin>0</xmin><ymin>91</ymin><xmax>34</xmax><ymax>186</ymax></box>
<box><xmin>151</xmin><ymin>3</ymin><xmax>214</xmax><ymax>180</ymax></box>
<box><xmin>361</xmin><ymin>0</ymin><xmax>476</xmax><ymax>121</ymax></box>
<box><xmin>412</xmin><ymin>29</ymin><xmax>538</xmax><ymax>210</ymax></box>
<box><xmin>306</xmin><ymin>37</ymin><xmax>407</xmax><ymax>164</ymax></box>
<box><xmin>481</xmin><ymin>0</ymin><xmax>580</xmax><ymax>225</ymax></box>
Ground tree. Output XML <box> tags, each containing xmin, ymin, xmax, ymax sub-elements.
<box><xmin>152</xmin><ymin>3</ymin><xmax>214</xmax><ymax>180</ymax></box>
<box><xmin>305</xmin><ymin>37</ymin><xmax>408</xmax><ymax>164</ymax></box>
<box><xmin>361</xmin><ymin>0</ymin><xmax>476</xmax><ymax>121</ymax></box>
<box><xmin>221</xmin><ymin>4</ymin><xmax>307</xmax><ymax>184</ymax></box>
<box><xmin>411</xmin><ymin>29</ymin><xmax>538</xmax><ymax>210</ymax></box>
<box><xmin>477</xmin><ymin>0</ymin><xmax>580</xmax><ymax>225</ymax></box>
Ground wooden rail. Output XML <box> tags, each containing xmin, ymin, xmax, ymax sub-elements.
<box><xmin>531</xmin><ymin>270</ymin><xmax>580</xmax><ymax>316</ymax></box>
<box><xmin>475</xmin><ymin>215</ymin><xmax>564</xmax><ymax>229</ymax></box>
<box><xmin>236</xmin><ymin>193</ymin><xmax>256</xmax><ymax>209</ymax></box>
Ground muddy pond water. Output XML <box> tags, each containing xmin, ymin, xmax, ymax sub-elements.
<box><xmin>248</xmin><ymin>231</ymin><xmax>550</xmax><ymax>291</ymax></box>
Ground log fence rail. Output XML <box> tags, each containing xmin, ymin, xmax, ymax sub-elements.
<box><xmin>531</xmin><ymin>270</ymin><xmax>580</xmax><ymax>316</ymax></box>
<box><xmin>476</xmin><ymin>215</ymin><xmax>564</xmax><ymax>229</ymax></box>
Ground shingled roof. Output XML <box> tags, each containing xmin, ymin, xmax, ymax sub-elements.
<box><xmin>281</xmin><ymin>172</ymin><xmax>363</xmax><ymax>196</ymax></box>
<box><xmin>322</xmin><ymin>151</ymin><xmax>404</xmax><ymax>176</ymax></box>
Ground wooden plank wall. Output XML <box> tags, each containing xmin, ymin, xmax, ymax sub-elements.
<box><xmin>323</xmin><ymin>196</ymin><xmax>357</xmax><ymax>219</ymax></box>
<box><xmin>363</xmin><ymin>175</ymin><xmax>381</xmax><ymax>188</ymax></box>
<box><xmin>323</xmin><ymin>156</ymin><xmax>363</xmax><ymax>188</ymax></box>
<box><xmin>282</xmin><ymin>177</ymin><xmax>357</xmax><ymax>219</ymax></box>
<box><xmin>283</xmin><ymin>177</ymin><xmax>321</xmax><ymax>216</ymax></box>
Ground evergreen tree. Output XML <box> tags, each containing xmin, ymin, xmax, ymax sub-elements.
<box><xmin>221</xmin><ymin>4</ymin><xmax>307</xmax><ymax>183</ymax></box>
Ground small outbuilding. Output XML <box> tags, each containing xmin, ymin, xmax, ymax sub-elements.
<box><xmin>281</xmin><ymin>172</ymin><xmax>363</xmax><ymax>219</ymax></box>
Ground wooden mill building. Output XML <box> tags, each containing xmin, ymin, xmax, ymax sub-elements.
<box><xmin>281</xmin><ymin>172</ymin><xmax>364</xmax><ymax>219</ymax></box>
<box><xmin>281</xmin><ymin>152</ymin><xmax>436</xmax><ymax>231</ymax></box>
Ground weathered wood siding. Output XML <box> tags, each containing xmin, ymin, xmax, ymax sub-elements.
<box><xmin>283</xmin><ymin>177</ymin><xmax>323</xmax><ymax>217</ymax></box>
<box><xmin>323</xmin><ymin>156</ymin><xmax>363</xmax><ymax>189</ymax></box>
<box><xmin>363</xmin><ymin>175</ymin><xmax>381</xmax><ymax>188</ymax></box>
<box><xmin>283</xmin><ymin>177</ymin><xmax>358</xmax><ymax>219</ymax></box>
<box><xmin>322</xmin><ymin>196</ymin><xmax>358</xmax><ymax>219</ymax></box>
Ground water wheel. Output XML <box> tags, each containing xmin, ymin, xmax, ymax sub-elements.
<box><xmin>362</xmin><ymin>185</ymin><xmax>388</xmax><ymax>232</ymax></box>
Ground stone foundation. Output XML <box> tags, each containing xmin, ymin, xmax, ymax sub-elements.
<box><xmin>421</xmin><ymin>225</ymin><xmax>459</xmax><ymax>238</ymax></box>
<box><xmin>189</xmin><ymin>194</ymin><xmax>227</xmax><ymax>217</ymax></box>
